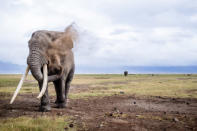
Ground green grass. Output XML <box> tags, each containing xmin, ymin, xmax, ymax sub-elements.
<box><xmin>0</xmin><ymin>116</ymin><xmax>77</xmax><ymax>131</ymax></box>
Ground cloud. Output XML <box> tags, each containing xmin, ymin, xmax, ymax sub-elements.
<box><xmin>0</xmin><ymin>0</ymin><xmax>197</xmax><ymax>69</ymax></box>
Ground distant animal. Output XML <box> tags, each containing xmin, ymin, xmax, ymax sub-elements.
<box><xmin>124</xmin><ymin>71</ymin><xmax>128</xmax><ymax>76</ymax></box>
<box><xmin>10</xmin><ymin>24</ymin><xmax>78</xmax><ymax>112</ymax></box>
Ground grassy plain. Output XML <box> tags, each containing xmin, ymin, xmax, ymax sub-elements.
<box><xmin>0</xmin><ymin>74</ymin><xmax>197</xmax><ymax>131</ymax></box>
<box><xmin>1</xmin><ymin>74</ymin><xmax>197</xmax><ymax>99</ymax></box>
<box><xmin>71</xmin><ymin>74</ymin><xmax>197</xmax><ymax>99</ymax></box>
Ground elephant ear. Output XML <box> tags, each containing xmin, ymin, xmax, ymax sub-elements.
<box><xmin>58</xmin><ymin>32</ymin><xmax>74</xmax><ymax>49</ymax></box>
<box><xmin>62</xmin><ymin>24</ymin><xmax>78</xmax><ymax>49</ymax></box>
<box><xmin>48</xmin><ymin>24</ymin><xmax>78</xmax><ymax>51</ymax></box>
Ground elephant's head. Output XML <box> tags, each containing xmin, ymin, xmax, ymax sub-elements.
<box><xmin>27</xmin><ymin>31</ymin><xmax>64</xmax><ymax>83</ymax></box>
<box><xmin>10</xmin><ymin>24</ymin><xmax>78</xmax><ymax>104</ymax></box>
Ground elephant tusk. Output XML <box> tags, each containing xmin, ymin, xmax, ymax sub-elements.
<box><xmin>37</xmin><ymin>64</ymin><xmax>48</xmax><ymax>99</ymax></box>
<box><xmin>10</xmin><ymin>66</ymin><xmax>30</xmax><ymax>104</ymax></box>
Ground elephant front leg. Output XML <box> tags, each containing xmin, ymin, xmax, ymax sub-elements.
<box><xmin>39</xmin><ymin>82</ymin><xmax>51</xmax><ymax>112</ymax></box>
<box><xmin>54</xmin><ymin>79</ymin><xmax>66</xmax><ymax>108</ymax></box>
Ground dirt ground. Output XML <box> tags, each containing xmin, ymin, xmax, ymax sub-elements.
<box><xmin>0</xmin><ymin>86</ymin><xmax>197</xmax><ymax>131</ymax></box>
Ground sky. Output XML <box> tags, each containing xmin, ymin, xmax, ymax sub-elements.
<box><xmin>0</xmin><ymin>0</ymin><xmax>197</xmax><ymax>72</ymax></box>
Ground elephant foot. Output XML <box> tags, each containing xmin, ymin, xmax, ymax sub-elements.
<box><xmin>56</xmin><ymin>102</ymin><xmax>66</xmax><ymax>108</ymax></box>
<box><xmin>39</xmin><ymin>105</ymin><xmax>51</xmax><ymax>112</ymax></box>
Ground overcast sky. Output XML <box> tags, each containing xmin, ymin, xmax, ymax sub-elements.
<box><xmin>0</xmin><ymin>0</ymin><xmax>197</xmax><ymax>68</ymax></box>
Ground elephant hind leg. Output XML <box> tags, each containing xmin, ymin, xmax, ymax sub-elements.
<box><xmin>65</xmin><ymin>68</ymin><xmax>75</xmax><ymax>103</ymax></box>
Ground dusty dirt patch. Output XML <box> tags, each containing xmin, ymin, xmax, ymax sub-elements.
<box><xmin>0</xmin><ymin>92</ymin><xmax>197</xmax><ymax>131</ymax></box>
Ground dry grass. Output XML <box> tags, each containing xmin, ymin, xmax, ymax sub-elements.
<box><xmin>70</xmin><ymin>74</ymin><xmax>197</xmax><ymax>99</ymax></box>
<box><xmin>0</xmin><ymin>74</ymin><xmax>197</xmax><ymax>99</ymax></box>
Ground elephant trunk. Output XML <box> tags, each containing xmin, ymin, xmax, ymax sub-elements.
<box><xmin>30</xmin><ymin>65</ymin><xmax>43</xmax><ymax>82</ymax></box>
<box><xmin>27</xmin><ymin>50</ymin><xmax>62</xmax><ymax>82</ymax></box>
<box><xmin>27</xmin><ymin>46</ymin><xmax>47</xmax><ymax>82</ymax></box>
<box><xmin>27</xmin><ymin>52</ymin><xmax>49</xmax><ymax>99</ymax></box>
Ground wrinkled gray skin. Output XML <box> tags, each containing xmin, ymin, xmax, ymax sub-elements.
<box><xmin>27</xmin><ymin>30</ymin><xmax>75</xmax><ymax>112</ymax></box>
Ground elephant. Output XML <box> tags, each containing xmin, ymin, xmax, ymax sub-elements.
<box><xmin>10</xmin><ymin>25</ymin><xmax>77</xmax><ymax>112</ymax></box>
<box><xmin>124</xmin><ymin>71</ymin><xmax>128</xmax><ymax>76</ymax></box>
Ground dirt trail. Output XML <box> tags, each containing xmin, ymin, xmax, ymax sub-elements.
<box><xmin>0</xmin><ymin>92</ymin><xmax>197</xmax><ymax>131</ymax></box>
